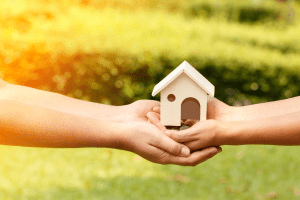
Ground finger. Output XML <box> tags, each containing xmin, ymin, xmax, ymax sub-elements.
<box><xmin>183</xmin><ymin>119</ymin><xmax>198</xmax><ymax>126</ymax></box>
<box><xmin>147</xmin><ymin>112</ymin><xmax>158</xmax><ymax>122</ymax></box>
<box><xmin>183</xmin><ymin>134</ymin><xmax>220</xmax><ymax>151</ymax></box>
<box><xmin>153</xmin><ymin>112</ymin><xmax>160</xmax><ymax>120</ymax></box>
<box><xmin>184</xmin><ymin>140</ymin><xmax>203</xmax><ymax>151</ymax></box>
<box><xmin>165</xmin><ymin>147</ymin><xmax>221</xmax><ymax>166</ymax></box>
<box><xmin>151</xmin><ymin>133</ymin><xmax>190</xmax><ymax>157</ymax></box>
<box><xmin>184</xmin><ymin>140</ymin><xmax>216</xmax><ymax>151</ymax></box>
<box><xmin>147</xmin><ymin>112</ymin><xmax>166</xmax><ymax>132</ymax></box>
<box><xmin>189</xmin><ymin>146</ymin><xmax>222</xmax><ymax>154</ymax></box>
<box><xmin>147</xmin><ymin>111</ymin><xmax>161</xmax><ymax>120</ymax></box>
<box><xmin>152</xmin><ymin>107</ymin><xmax>161</xmax><ymax>114</ymax></box>
<box><xmin>184</xmin><ymin>134</ymin><xmax>222</xmax><ymax>151</ymax></box>
<box><xmin>165</xmin><ymin>127</ymin><xmax>198</xmax><ymax>143</ymax></box>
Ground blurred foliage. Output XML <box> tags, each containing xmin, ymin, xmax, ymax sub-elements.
<box><xmin>1</xmin><ymin>1</ymin><xmax>300</xmax><ymax>198</ymax></box>
<box><xmin>32</xmin><ymin>0</ymin><xmax>298</xmax><ymax>23</ymax></box>
<box><xmin>0</xmin><ymin>0</ymin><xmax>300</xmax><ymax>107</ymax></box>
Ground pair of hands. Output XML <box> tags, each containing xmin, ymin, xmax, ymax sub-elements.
<box><xmin>120</xmin><ymin>99</ymin><xmax>228</xmax><ymax>166</ymax></box>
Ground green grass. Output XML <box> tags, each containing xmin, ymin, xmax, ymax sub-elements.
<box><xmin>1</xmin><ymin>145</ymin><xmax>300</xmax><ymax>199</ymax></box>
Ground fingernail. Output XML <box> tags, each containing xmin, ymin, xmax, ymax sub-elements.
<box><xmin>217</xmin><ymin>148</ymin><xmax>222</xmax><ymax>153</ymax></box>
<box><xmin>181</xmin><ymin>147</ymin><xmax>190</xmax><ymax>157</ymax></box>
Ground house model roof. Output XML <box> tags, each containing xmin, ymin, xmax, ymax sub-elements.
<box><xmin>152</xmin><ymin>61</ymin><xmax>215</xmax><ymax>97</ymax></box>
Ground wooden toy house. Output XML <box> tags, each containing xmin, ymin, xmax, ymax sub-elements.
<box><xmin>152</xmin><ymin>61</ymin><xmax>215</xmax><ymax>126</ymax></box>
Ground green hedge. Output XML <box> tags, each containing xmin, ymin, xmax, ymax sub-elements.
<box><xmin>5</xmin><ymin>50</ymin><xmax>298</xmax><ymax>107</ymax></box>
<box><xmin>35</xmin><ymin>0</ymin><xmax>297</xmax><ymax>24</ymax></box>
<box><xmin>186</xmin><ymin>1</ymin><xmax>282</xmax><ymax>24</ymax></box>
<box><xmin>1</xmin><ymin>4</ymin><xmax>300</xmax><ymax>106</ymax></box>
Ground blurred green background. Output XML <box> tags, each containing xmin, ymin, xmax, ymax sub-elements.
<box><xmin>1</xmin><ymin>0</ymin><xmax>300</xmax><ymax>199</ymax></box>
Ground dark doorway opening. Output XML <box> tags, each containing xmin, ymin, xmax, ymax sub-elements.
<box><xmin>181</xmin><ymin>97</ymin><xmax>200</xmax><ymax>121</ymax></box>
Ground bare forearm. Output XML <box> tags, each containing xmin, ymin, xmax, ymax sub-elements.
<box><xmin>222</xmin><ymin>111</ymin><xmax>300</xmax><ymax>146</ymax></box>
<box><xmin>0</xmin><ymin>82</ymin><xmax>126</xmax><ymax>122</ymax></box>
<box><xmin>230</xmin><ymin>97</ymin><xmax>300</xmax><ymax>121</ymax></box>
<box><xmin>0</xmin><ymin>100</ymin><xmax>124</xmax><ymax>148</ymax></box>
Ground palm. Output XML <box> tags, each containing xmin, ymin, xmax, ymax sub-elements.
<box><xmin>123</xmin><ymin>100</ymin><xmax>160</xmax><ymax>123</ymax></box>
<box><xmin>123</xmin><ymin>121</ymin><xmax>220</xmax><ymax>166</ymax></box>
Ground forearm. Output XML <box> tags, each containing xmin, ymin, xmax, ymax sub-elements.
<box><xmin>0</xmin><ymin>100</ymin><xmax>124</xmax><ymax>148</ymax></box>
<box><xmin>221</xmin><ymin>111</ymin><xmax>300</xmax><ymax>146</ymax></box>
<box><xmin>229</xmin><ymin>97</ymin><xmax>300</xmax><ymax>121</ymax></box>
<box><xmin>0</xmin><ymin>82</ymin><xmax>126</xmax><ymax>123</ymax></box>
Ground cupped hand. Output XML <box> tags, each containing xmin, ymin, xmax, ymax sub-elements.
<box><xmin>120</xmin><ymin>121</ymin><xmax>221</xmax><ymax>166</ymax></box>
<box><xmin>122</xmin><ymin>100</ymin><xmax>161</xmax><ymax>123</ymax></box>
<box><xmin>164</xmin><ymin>120</ymin><xmax>224</xmax><ymax>151</ymax></box>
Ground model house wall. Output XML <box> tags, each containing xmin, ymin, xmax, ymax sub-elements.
<box><xmin>161</xmin><ymin>72</ymin><xmax>207</xmax><ymax>126</ymax></box>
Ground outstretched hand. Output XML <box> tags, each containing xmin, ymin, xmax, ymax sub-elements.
<box><xmin>164</xmin><ymin>120</ymin><xmax>224</xmax><ymax>151</ymax></box>
<box><xmin>122</xmin><ymin>100</ymin><xmax>161</xmax><ymax>123</ymax></box>
<box><xmin>117</xmin><ymin>100</ymin><xmax>221</xmax><ymax>166</ymax></box>
<box><xmin>120</xmin><ymin>121</ymin><xmax>221</xmax><ymax>166</ymax></box>
<box><xmin>147</xmin><ymin>97</ymin><xmax>233</xmax><ymax>151</ymax></box>
<box><xmin>146</xmin><ymin>106</ymin><xmax>222</xmax><ymax>165</ymax></box>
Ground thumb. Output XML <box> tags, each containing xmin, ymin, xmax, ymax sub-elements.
<box><xmin>147</xmin><ymin>111</ymin><xmax>167</xmax><ymax>132</ymax></box>
<box><xmin>154</xmin><ymin>133</ymin><xmax>190</xmax><ymax>157</ymax></box>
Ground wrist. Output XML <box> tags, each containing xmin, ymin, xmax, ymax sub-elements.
<box><xmin>98</xmin><ymin>121</ymin><xmax>128</xmax><ymax>149</ymax></box>
<box><xmin>111</xmin><ymin>105</ymin><xmax>128</xmax><ymax>123</ymax></box>
<box><xmin>110</xmin><ymin>104</ymin><xmax>139</xmax><ymax>123</ymax></box>
<box><xmin>215</xmin><ymin>120</ymin><xmax>241</xmax><ymax>146</ymax></box>
<box><xmin>94</xmin><ymin>105</ymin><xmax>127</xmax><ymax>123</ymax></box>
<box><xmin>221</xmin><ymin>121</ymin><xmax>248</xmax><ymax>145</ymax></box>
<box><xmin>214</xmin><ymin>121</ymin><xmax>227</xmax><ymax>146</ymax></box>
<box><xmin>220</xmin><ymin>106</ymin><xmax>240</xmax><ymax>122</ymax></box>
<box><xmin>112</xmin><ymin>122</ymin><xmax>136</xmax><ymax>152</ymax></box>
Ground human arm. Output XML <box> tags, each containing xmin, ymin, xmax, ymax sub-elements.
<box><xmin>0</xmin><ymin>99</ymin><xmax>120</xmax><ymax>148</ymax></box>
<box><xmin>0</xmin><ymin>99</ymin><xmax>220</xmax><ymax>166</ymax></box>
<box><xmin>163</xmin><ymin>111</ymin><xmax>300</xmax><ymax>151</ymax></box>
<box><xmin>223</xmin><ymin>111</ymin><xmax>300</xmax><ymax>146</ymax></box>
<box><xmin>0</xmin><ymin>79</ymin><xmax>159</xmax><ymax>123</ymax></box>
<box><xmin>207</xmin><ymin>96</ymin><xmax>300</xmax><ymax>122</ymax></box>
<box><xmin>149</xmin><ymin>96</ymin><xmax>300</xmax><ymax>150</ymax></box>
